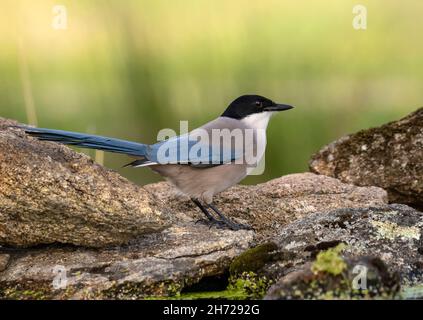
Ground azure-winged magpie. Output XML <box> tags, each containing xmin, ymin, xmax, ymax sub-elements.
<box><xmin>24</xmin><ymin>95</ymin><xmax>294</xmax><ymax>230</ymax></box>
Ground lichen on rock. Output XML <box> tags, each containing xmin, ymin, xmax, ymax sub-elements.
<box><xmin>371</xmin><ymin>220</ymin><xmax>420</xmax><ymax>241</ymax></box>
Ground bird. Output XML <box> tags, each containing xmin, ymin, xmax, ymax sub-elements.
<box><xmin>23</xmin><ymin>95</ymin><xmax>294</xmax><ymax>230</ymax></box>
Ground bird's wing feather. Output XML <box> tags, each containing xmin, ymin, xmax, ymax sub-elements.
<box><xmin>145</xmin><ymin>133</ymin><xmax>243</xmax><ymax>167</ymax></box>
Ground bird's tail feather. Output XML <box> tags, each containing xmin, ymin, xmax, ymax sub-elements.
<box><xmin>122</xmin><ymin>159</ymin><xmax>157</xmax><ymax>168</ymax></box>
<box><xmin>24</xmin><ymin>127</ymin><xmax>148</xmax><ymax>157</ymax></box>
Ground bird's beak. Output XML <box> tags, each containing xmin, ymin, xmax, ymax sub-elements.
<box><xmin>263</xmin><ymin>103</ymin><xmax>294</xmax><ymax>112</ymax></box>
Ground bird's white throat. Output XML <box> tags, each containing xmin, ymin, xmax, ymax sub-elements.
<box><xmin>241</xmin><ymin>111</ymin><xmax>274</xmax><ymax>130</ymax></box>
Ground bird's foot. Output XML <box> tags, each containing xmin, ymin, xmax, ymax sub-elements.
<box><xmin>191</xmin><ymin>198</ymin><xmax>252</xmax><ymax>231</ymax></box>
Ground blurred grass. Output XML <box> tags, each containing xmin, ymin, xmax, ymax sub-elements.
<box><xmin>0</xmin><ymin>0</ymin><xmax>422</xmax><ymax>185</ymax></box>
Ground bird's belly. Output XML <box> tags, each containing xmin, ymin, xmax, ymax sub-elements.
<box><xmin>150</xmin><ymin>164</ymin><xmax>248</xmax><ymax>203</ymax></box>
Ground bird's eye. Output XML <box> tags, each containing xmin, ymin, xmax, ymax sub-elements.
<box><xmin>255</xmin><ymin>101</ymin><xmax>262</xmax><ymax>107</ymax></box>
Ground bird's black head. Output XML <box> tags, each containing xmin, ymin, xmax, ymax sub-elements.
<box><xmin>221</xmin><ymin>95</ymin><xmax>293</xmax><ymax>119</ymax></box>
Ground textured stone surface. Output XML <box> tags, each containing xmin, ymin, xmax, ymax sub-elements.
<box><xmin>0</xmin><ymin>118</ymin><xmax>171</xmax><ymax>247</ymax></box>
<box><xmin>310</xmin><ymin>108</ymin><xmax>423</xmax><ymax>209</ymax></box>
<box><xmin>0</xmin><ymin>116</ymin><xmax>402</xmax><ymax>299</ymax></box>
<box><xmin>265</xmin><ymin>256</ymin><xmax>400</xmax><ymax>300</ymax></box>
<box><xmin>3</xmin><ymin>205</ymin><xmax>421</xmax><ymax>299</ymax></box>
<box><xmin>0</xmin><ymin>254</ymin><xmax>9</xmax><ymax>272</ymax></box>
<box><xmin>0</xmin><ymin>224</ymin><xmax>254</xmax><ymax>299</ymax></box>
<box><xmin>0</xmin><ymin>167</ymin><xmax>389</xmax><ymax>298</ymax></box>
<box><xmin>257</xmin><ymin>204</ymin><xmax>423</xmax><ymax>300</ymax></box>
<box><xmin>145</xmin><ymin>173</ymin><xmax>388</xmax><ymax>240</ymax></box>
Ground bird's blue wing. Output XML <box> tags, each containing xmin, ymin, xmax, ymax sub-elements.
<box><xmin>145</xmin><ymin>134</ymin><xmax>242</xmax><ymax>166</ymax></box>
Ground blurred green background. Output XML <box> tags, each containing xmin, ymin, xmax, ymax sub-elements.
<box><xmin>1</xmin><ymin>0</ymin><xmax>422</xmax><ymax>186</ymax></box>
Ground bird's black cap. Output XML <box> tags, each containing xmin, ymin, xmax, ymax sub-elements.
<box><xmin>221</xmin><ymin>95</ymin><xmax>293</xmax><ymax>119</ymax></box>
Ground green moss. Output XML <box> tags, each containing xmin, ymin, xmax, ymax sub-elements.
<box><xmin>228</xmin><ymin>271</ymin><xmax>272</xmax><ymax>299</ymax></box>
<box><xmin>229</xmin><ymin>242</ymin><xmax>278</xmax><ymax>276</ymax></box>
<box><xmin>311</xmin><ymin>243</ymin><xmax>347</xmax><ymax>276</ymax></box>
<box><xmin>0</xmin><ymin>280</ymin><xmax>56</xmax><ymax>300</ymax></box>
<box><xmin>148</xmin><ymin>289</ymin><xmax>247</xmax><ymax>300</ymax></box>
<box><xmin>144</xmin><ymin>271</ymin><xmax>272</xmax><ymax>300</ymax></box>
<box><xmin>164</xmin><ymin>282</ymin><xmax>183</xmax><ymax>297</ymax></box>
<box><xmin>1</xmin><ymin>287</ymin><xmax>48</xmax><ymax>300</ymax></box>
<box><xmin>178</xmin><ymin>290</ymin><xmax>246</xmax><ymax>299</ymax></box>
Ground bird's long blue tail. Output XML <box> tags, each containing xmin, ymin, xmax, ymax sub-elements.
<box><xmin>24</xmin><ymin>127</ymin><xmax>148</xmax><ymax>157</ymax></box>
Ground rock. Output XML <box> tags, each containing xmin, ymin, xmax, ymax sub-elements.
<box><xmin>0</xmin><ymin>118</ymin><xmax>172</xmax><ymax>247</ymax></box>
<box><xmin>145</xmin><ymin>173</ymin><xmax>388</xmax><ymax>241</ymax></box>
<box><xmin>0</xmin><ymin>166</ymin><xmax>389</xmax><ymax>299</ymax></box>
<box><xmin>0</xmin><ymin>254</ymin><xmax>9</xmax><ymax>272</ymax></box>
<box><xmin>258</xmin><ymin>204</ymin><xmax>423</xmax><ymax>299</ymax></box>
<box><xmin>0</xmin><ymin>116</ymin><xmax>388</xmax><ymax>249</ymax></box>
<box><xmin>0</xmin><ymin>116</ymin><xmax>399</xmax><ymax>299</ymax></box>
<box><xmin>0</xmin><ymin>224</ymin><xmax>254</xmax><ymax>299</ymax></box>
<box><xmin>310</xmin><ymin>108</ymin><xmax>423</xmax><ymax>209</ymax></box>
<box><xmin>265</xmin><ymin>252</ymin><xmax>400</xmax><ymax>300</ymax></box>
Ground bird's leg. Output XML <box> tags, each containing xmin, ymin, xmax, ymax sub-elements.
<box><xmin>191</xmin><ymin>198</ymin><xmax>219</xmax><ymax>223</ymax></box>
<box><xmin>207</xmin><ymin>203</ymin><xmax>252</xmax><ymax>231</ymax></box>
